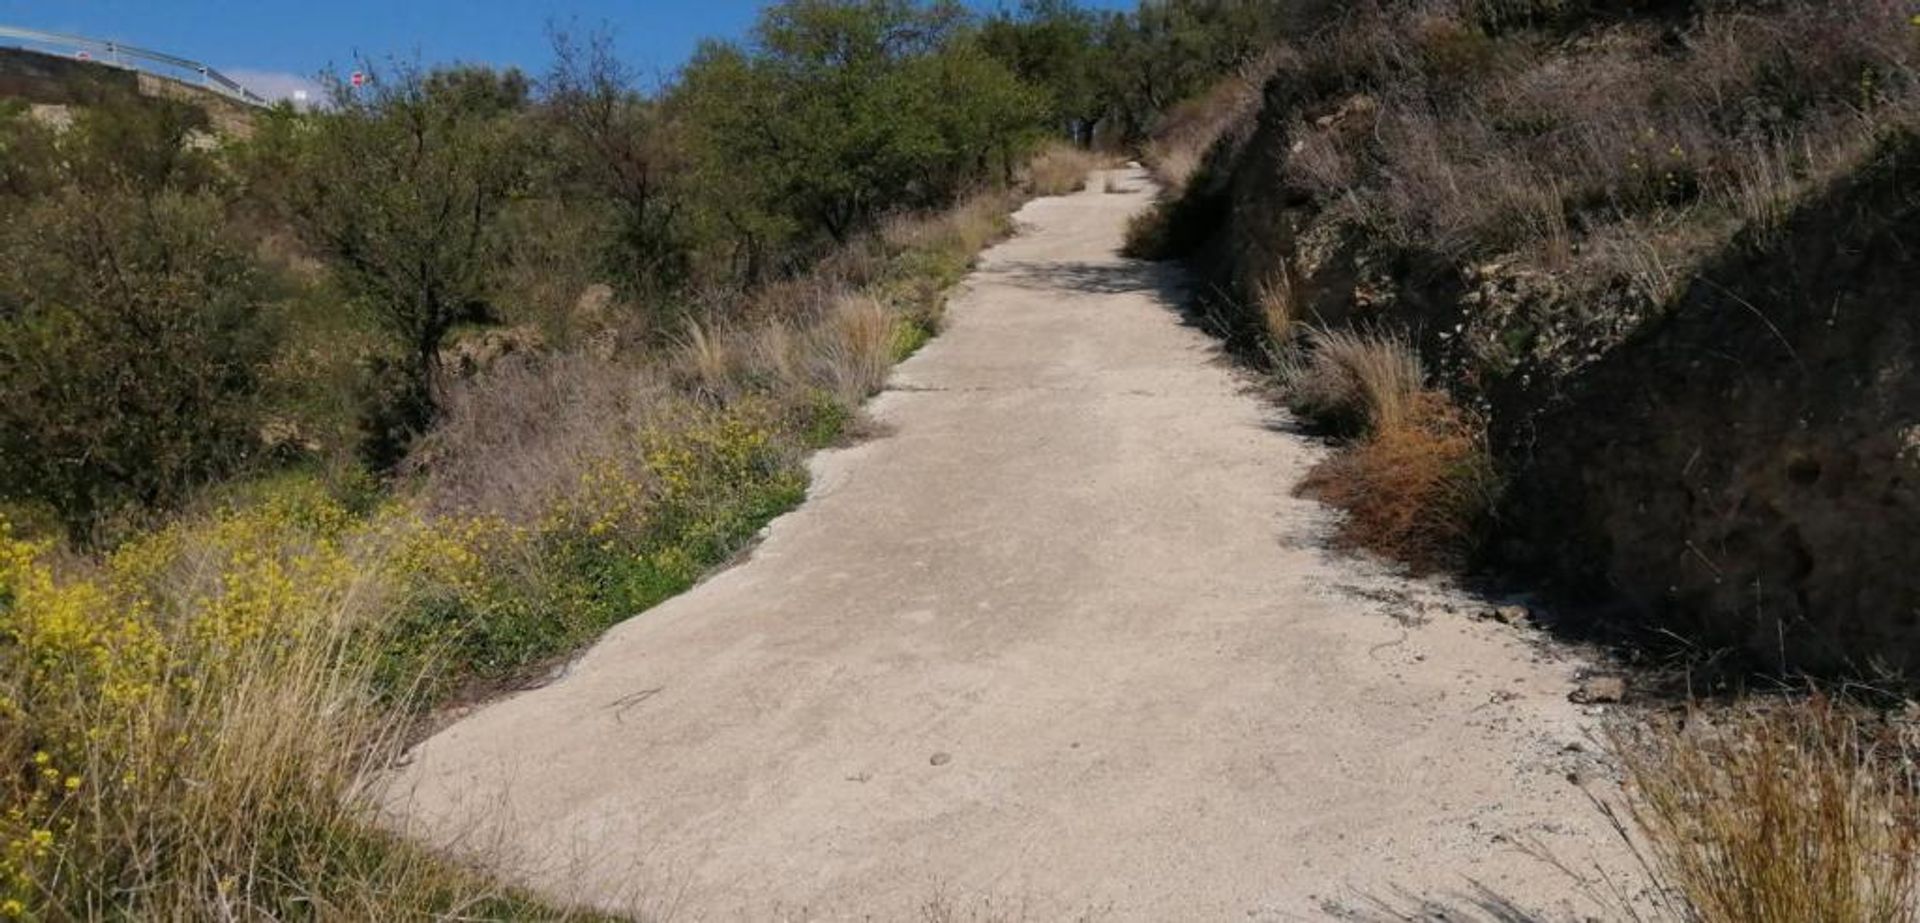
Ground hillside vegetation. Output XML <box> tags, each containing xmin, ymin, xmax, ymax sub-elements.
<box><xmin>0</xmin><ymin>1</ymin><xmax>1282</xmax><ymax>918</ymax></box>
<box><xmin>10</xmin><ymin>0</ymin><xmax>1915</xmax><ymax>916</ymax></box>
<box><xmin>1135</xmin><ymin>0</ymin><xmax>1920</xmax><ymax>680</ymax></box>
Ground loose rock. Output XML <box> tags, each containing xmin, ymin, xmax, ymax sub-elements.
<box><xmin>1569</xmin><ymin>675</ymin><xmax>1627</xmax><ymax>704</ymax></box>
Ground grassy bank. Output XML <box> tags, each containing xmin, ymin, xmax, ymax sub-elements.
<box><xmin>0</xmin><ymin>184</ymin><xmax>1025</xmax><ymax>920</ymax></box>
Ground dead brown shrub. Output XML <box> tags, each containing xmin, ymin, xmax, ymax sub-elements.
<box><xmin>1300</xmin><ymin>389</ymin><xmax>1496</xmax><ymax>572</ymax></box>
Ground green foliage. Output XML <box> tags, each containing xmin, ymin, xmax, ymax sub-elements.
<box><xmin>676</xmin><ymin>0</ymin><xmax>1044</xmax><ymax>261</ymax></box>
<box><xmin>983</xmin><ymin>0</ymin><xmax>1289</xmax><ymax>146</ymax></box>
<box><xmin>422</xmin><ymin>64</ymin><xmax>532</xmax><ymax>117</ymax></box>
<box><xmin>60</xmin><ymin>95</ymin><xmax>219</xmax><ymax>193</ymax></box>
<box><xmin>1097</xmin><ymin>0</ymin><xmax>1288</xmax><ymax>140</ymax></box>
<box><xmin>546</xmin><ymin>30</ymin><xmax>691</xmax><ymax>301</ymax></box>
<box><xmin>980</xmin><ymin>0</ymin><xmax>1108</xmax><ymax>142</ymax></box>
<box><xmin>0</xmin><ymin>107</ymin><xmax>57</xmax><ymax>199</ymax></box>
<box><xmin>255</xmin><ymin>65</ymin><xmax>533</xmax><ymax>464</ymax></box>
<box><xmin>0</xmin><ymin>189</ymin><xmax>276</xmax><ymax>540</ymax></box>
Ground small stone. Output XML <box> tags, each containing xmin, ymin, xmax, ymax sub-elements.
<box><xmin>1570</xmin><ymin>676</ymin><xmax>1627</xmax><ymax>705</ymax></box>
<box><xmin>573</xmin><ymin>283</ymin><xmax>616</xmax><ymax>323</ymax></box>
<box><xmin>929</xmin><ymin>752</ymin><xmax>952</xmax><ymax>767</ymax></box>
<box><xmin>1481</xmin><ymin>605</ymin><xmax>1530</xmax><ymax>626</ymax></box>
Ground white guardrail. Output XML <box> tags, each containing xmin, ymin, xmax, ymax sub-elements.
<box><xmin>0</xmin><ymin>24</ymin><xmax>269</xmax><ymax>107</ymax></box>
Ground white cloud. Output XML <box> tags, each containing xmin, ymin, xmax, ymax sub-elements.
<box><xmin>221</xmin><ymin>68</ymin><xmax>327</xmax><ymax>108</ymax></box>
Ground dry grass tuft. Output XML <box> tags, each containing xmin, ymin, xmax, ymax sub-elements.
<box><xmin>678</xmin><ymin>316</ymin><xmax>737</xmax><ymax>398</ymax></box>
<box><xmin>1606</xmin><ymin>700</ymin><xmax>1920</xmax><ymax>923</ymax></box>
<box><xmin>1024</xmin><ymin>143</ymin><xmax>1107</xmax><ymax>197</ymax></box>
<box><xmin>1121</xmin><ymin>205</ymin><xmax>1173</xmax><ymax>260</ymax></box>
<box><xmin>1282</xmin><ymin>327</ymin><xmax>1494</xmax><ymax>571</ymax></box>
<box><xmin>812</xmin><ymin>294</ymin><xmax>899</xmax><ymax>404</ymax></box>
<box><xmin>1279</xmin><ymin>327</ymin><xmax>1425</xmax><ymax>434</ymax></box>
<box><xmin>882</xmin><ymin>190</ymin><xmax>1016</xmax><ymax>258</ymax></box>
<box><xmin>1251</xmin><ymin>269</ymin><xmax>1297</xmax><ymax>347</ymax></box>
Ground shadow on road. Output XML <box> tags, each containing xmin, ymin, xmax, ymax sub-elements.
<box><xmin>1319</xmin><ymin>883</ymin><xmax>1561</xmax><ymax>922</ymax></box>
<box><xmin>994</xmin><ymin>258</ymin><xmax>1183</xmax><ymax>296</ymax></box>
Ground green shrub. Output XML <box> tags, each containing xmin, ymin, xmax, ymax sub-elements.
<box><xmin>257</xmin><ymin>65</ymin><xmax>533</xmax><ymax>463</ymax></box>
<box><xmin>676</xmin><ymin>0</ymin><xmax>1044</xmax><ymax>254</ymax></box>
<box><xmin>60</xmin><ymin>93</ymin><xmax>219</xmax><ymax>194</ymax></box>
<box><xmin>0</xmin><ymin>189</ymin><xmax>277</xmax><ymax>539</ymax></box>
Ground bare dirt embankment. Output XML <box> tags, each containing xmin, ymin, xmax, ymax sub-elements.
<box><xmin>389</xmin><ymin>167</ymin><xmax>1635</xmax><ymax>920</ymax></box>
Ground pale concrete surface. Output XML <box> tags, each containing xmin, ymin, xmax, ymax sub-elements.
<box><xmin>389</xmin><ymin>167</ymin><xmax>1637</xmax><ymax>921</ymax></box>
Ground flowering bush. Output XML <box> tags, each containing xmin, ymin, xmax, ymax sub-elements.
<box><xmin>0</xmin><ymin>479</ymin><xmax>370</xmax><ymax>918</ymax></box>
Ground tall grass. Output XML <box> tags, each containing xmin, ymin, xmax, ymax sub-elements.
<box><xmin>1264</xmin><ymin>0</ymin><xmax>1917</xmax><ymax>304</ymax></box>
<box><xmin>1249</xmin><ymin>268</ymin><xmax>1296</xmax><ymax>348</ymax></box>
<box><xmin>814</xmin><ymin>294</ymin><xmax>900</xmax><ymax>403</ymax></box>
<box><xmin>1606</xmin><ymin>700</ymin><xmax>1920</xmax><ymax>923</ymax></box>
<box><xmin>1023</xmin><ymin>143</ymin><xmax>1107</xmax><ymax>197</ymax></box>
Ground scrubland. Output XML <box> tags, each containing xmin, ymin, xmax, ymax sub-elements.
<box><xmin>0</xmin><ymin>0</ymin><xmax>1163</xmax><ymax>915</ymax></box>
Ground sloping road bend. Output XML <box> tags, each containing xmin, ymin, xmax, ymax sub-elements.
<box><xmin>389</xmin><ymin>166</ymin><xmax>1635</xmax><ymax>921</ymax></box>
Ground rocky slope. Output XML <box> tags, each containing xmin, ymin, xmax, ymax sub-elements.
<box><xmin>1150</xmin><ymin>0</ymin><xmax>1920</xmax><ymax>678</ymax></box>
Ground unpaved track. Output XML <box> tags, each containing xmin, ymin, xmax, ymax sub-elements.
<box><xmin>392</xmin><ymin>167</ymin><xmax>1633</xmax><ymax>920</ymax></box>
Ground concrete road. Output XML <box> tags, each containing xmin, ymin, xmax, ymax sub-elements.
<box><xmin>390</xmin><ymin>167</ymin><xmax>1634</xmax><ymax>921</ymax></box>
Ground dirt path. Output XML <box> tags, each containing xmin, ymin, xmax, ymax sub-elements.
<box><xmin>390</xmin><ymin>167</ymin><xmax>1634</xmax><ymax>921</ymax></box>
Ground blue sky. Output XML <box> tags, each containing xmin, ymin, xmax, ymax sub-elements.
<box><xmin>2</xmin><ymin>1</ymin><xmax>1136</xmax><ymax>100</ymax></box>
